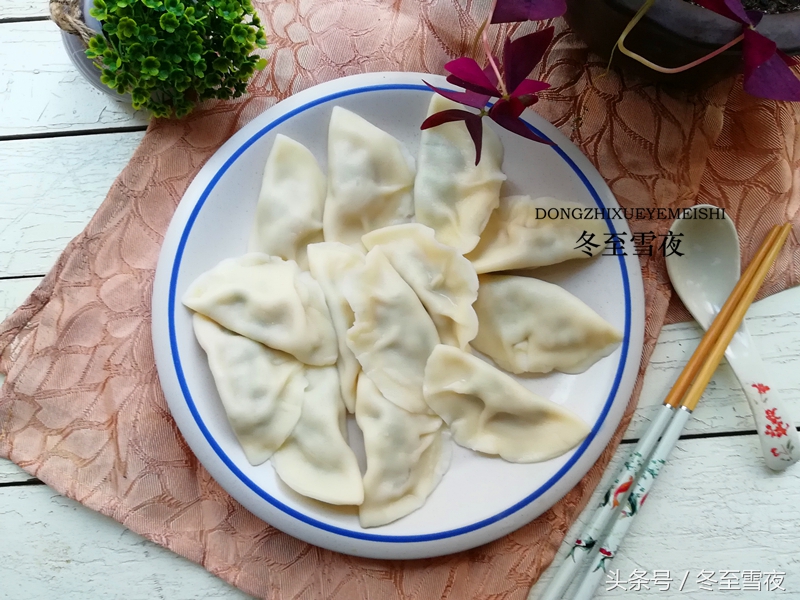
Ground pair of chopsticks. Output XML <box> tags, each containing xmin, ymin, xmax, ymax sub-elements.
<box><xmin>534</xmin><ymin>223</ymin><xmax>792</xmax><ymax>600</ymax></box>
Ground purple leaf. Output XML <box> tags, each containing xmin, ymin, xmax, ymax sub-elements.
<box><xmin>423</xmin><ymin>80</ymin><xmax>490</xmax><ymax>110</ymax></box>
<box><xmin>742</xmin><ymin>30</ymin><xmax>800</xmax><ymax>101</ymax></box>
<box><xmin>491</xmin><ymin>0</ymin><xmax>566</xmax><ymax>23</ymax></box>
<box><xmin>745</xmin><ymin>10</ymin><xmax>764</xmax><ymax>26</ymax></box>
<box><xmin>446</xmin><ymin>74</ymin><xmax>501</xmax><ymax>97</ymax></box>
<box><xmin>420</xmin><ymin>108</ymin><xmax>485</xmax><ymax>165</ymax></box>
<box><xmin>420</xmin><ymin>108</ymin><xmax>478</xmax><ymax>130</ymax></box>
<box><xmin>463</xmin><ymin>115</ymin><xmax>484</xmax><ymax>165</ymax></box>
<box><xmin>744</xmin><ymin>53</ymin><xmax>800</xmax><ymax>100</ymax></box>
<box><xmin>511</xmin><ymin>78</ymin><xmax>550</xmax><ymax>98</ymax></box>
<box><xmin>499</xmin><ymin>96</ymin><xmax>527</xmax><ymax>118</ymax></box>
<box><xmin>742</xmin><ymin>28</ymin><xmax>776</xmax><ymax>79</ymax></box>
<box><xmin>484</xmin><ymin>60</ymin><xmax>500</xmax><ymax>89</ymax></box>
<box><xmin>694</xmin><ymin>0</ymin><xmax>753</xmax><ymax>24</ymax></box>
<box><xmin>488</xmin><ymin>99</ymin><xmax>553</xmax><ymax>144</ymax></box>
<box><xmin>502</xmin><ymin>27</ymin><xmax>555</xmax><ymax>93</ymax></box>
<box><xmin>444</xmin><ymin>57</ymin><xmax>501</xmax><ymax>96</ymax></box>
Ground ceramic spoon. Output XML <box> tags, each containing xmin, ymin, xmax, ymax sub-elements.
<box><xmin>665</xmin><ymin>205</ymin><xmax>799</xmax><ymax>470</ymax></box>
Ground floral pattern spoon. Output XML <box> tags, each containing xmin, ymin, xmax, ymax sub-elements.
<box><xmin>665</xmin><ymin>205</ymin><xmax>799</xmax><ymax>470</ymax></box>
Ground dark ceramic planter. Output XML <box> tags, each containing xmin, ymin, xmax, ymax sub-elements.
<box><xmin>564</xmin><ymin>0</ymin><xmax>800</xmax><ymax>88</ymax></box>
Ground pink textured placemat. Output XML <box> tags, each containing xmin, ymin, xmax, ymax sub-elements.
<box><xmin>2</xmin><ymin>3</ymin><xmax>800</xmax><ymax>598</ymax></box>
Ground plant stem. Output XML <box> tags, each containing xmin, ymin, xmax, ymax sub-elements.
<box><xmin>471</xmin><ymin>0</ymin><xmax>498</xmax><ymax>59</ymax></box>
<box><xmin>474</xmin><ymin>0</ymin><xmax>507</xmax><ymax>95</ymax></box>
<box><xmin>482</xmin><ymin>29</ymin><xmax>507</xmax><ymax>96</ymax></box>
<box><xmin>613</xmin><ymin>0</ymin><xmax>745</xmax><ymax>74</ymax></box>
<box><xmin>472</xmin><ymin>18</ymin><xmax>488</xmax><ymax>58</ymax></box>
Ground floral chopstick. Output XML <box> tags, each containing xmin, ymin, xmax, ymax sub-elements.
<box><xmin>534</xmin><ymin>403</ymin><xmax>675</xmax><ymax>600</ymax></box>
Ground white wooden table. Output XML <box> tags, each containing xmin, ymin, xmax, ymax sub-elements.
<box><xmin>2</xmin><ymin>5</ymin><xmax>800</xmax><ymax>599</ymax></box>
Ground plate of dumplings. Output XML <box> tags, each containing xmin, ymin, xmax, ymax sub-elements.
<box><xmin>152</xmin><ymin>72</ymin><xmax>645</xmax><ymax>559</ymax></box>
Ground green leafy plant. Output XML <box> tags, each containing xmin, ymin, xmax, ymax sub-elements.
<box><xmin>85</xmin><ymin>0</ymin><xmax>268</xmax><ymax>118</ymax></box>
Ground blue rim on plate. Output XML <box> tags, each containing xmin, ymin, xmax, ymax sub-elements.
<box><xmin>167</xmin><ymin>83</ymin><xmax>631</xmax><ymax>543</ymax></box>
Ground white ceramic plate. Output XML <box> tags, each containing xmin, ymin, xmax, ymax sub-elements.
<box><xmin>152</xmin><ymin>72</ymin><xmax>645</xmax><ymax>560</ymax></box>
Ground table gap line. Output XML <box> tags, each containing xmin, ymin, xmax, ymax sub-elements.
<box><xmin>0</xmin><ymin>274</ymin><xmax>46</xmax><ymax>282</ymax></box>
<box><xmin>0</xmin><ymin>125</ymin><xmax>149</xmax><ymax>143</ymax></box>
<box><xmin>0</xmin><ymin>16</ymin><xmax>50</xmax><ymax>24</ymax></box>
<box><xmin>621</xmin><ymin>426</ymin><xmax>800</xmax><ymax>445</ymax></box>
<box><xmin>0</xmin><ymin>479</ymin><xmax>43</xmax><ymax>488</ymax></box>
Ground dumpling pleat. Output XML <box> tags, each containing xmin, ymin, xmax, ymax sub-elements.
<box><xmin>423</xmin><ymin>345</ymin><xmax>590</xmax><ymax>463</ymax></box>
<box><xmin>272</xmin><ymin>366</ymin><xmax>364</xmax><ymax>506</ymax></box>
<box><xmin>355</xmin><ymin>374</ymin><xmax>451</xmax><ymax>527</ymax></box>
<box><xmin>472</xmin><ymin>274</ymin><xmax>623</xmax><ymax>374</ymax></box>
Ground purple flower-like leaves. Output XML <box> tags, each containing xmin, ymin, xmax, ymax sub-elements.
<box><xmin>422</xmin><ymin>27</ymin><xmax>554</xmax><ymax>165</ymax></box>
<box><xmin>491</xmin><ymin>0</ymin><xmax>566</xmax><ymax>23</ymax></box>
<box><xmin>696</xmin><ymin>0</ymin><xmax>800</xmax><ymax>101</ymax></box>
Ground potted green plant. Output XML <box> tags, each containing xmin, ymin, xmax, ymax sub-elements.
<box><xmin>53</xmin><ymin>0</ymin><xmax>267</xmax><ymax>117</ymax></box>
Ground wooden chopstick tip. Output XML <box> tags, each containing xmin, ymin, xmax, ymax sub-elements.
<box><xmin>680</xmin><ymin>223</ymin><xmax>792</xmax><ymax>412</ymax></box>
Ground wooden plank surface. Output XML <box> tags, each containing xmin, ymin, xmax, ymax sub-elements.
<box><xmin>0</xmin><ymin>131</ymin><xmax>144</xmax><ymax>277</ymax></box>
<box><xmin>0</xmin><ymin>0</ymin><xmax>48</xmax><ymax>20</ymax></box>
<box><xmin>0</xmin><ymin>459</ymin><xmax>37</xmax><ymax>484</ymax></box>
<box><xmin>0</xmin><ymin>276</ymin><xmax>41</xmax><ymax>318</ymax></box>
<box><xmin>0</xmin><ymin>20</ymin><xmax>149</xmax><ymax>136</ymax></box>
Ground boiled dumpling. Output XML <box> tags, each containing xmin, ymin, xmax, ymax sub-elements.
<box><xmin>472</xmin><ymin>275</ymin><xmax>623</xmax><ymax>374</ymax></box>
<box><xmin>423</xmin><ymin>345</ymin><xmax>590</xmax><ymax>463</ymax></box>
<box><xmin>248</xmin><ymin>134</ymin><xmax>326</xmax><ymax>269</ymax></box>
<box><xmin>192</xmin><ymin>314</ymin><xmax>305</xmax><ymax>466</ymax></box>
<box><xmin>182</xmin><ymin>253</ymin><xmax>338</xmax><ymax>366</ymax></box>
<box><xmin>362</xmin><ymin>223</ymin><xmax>479</xmax><ymax>350</ymax></box>
<box><xmin>306</xmin><ymin>242</ymin><xmax>365</xmax><ymax>413</ymax></box>
<box><xmin>414</xmin><ymin>94</ymin><xmax>506</xmax><ymax>254</ymax></box>
<box><xmin>356</xmin><ymin>374</ymin><xmax>451</xmax><ymax>527</ymax></box>
<box><xmin>466</xmin><ymin>196</ymin><xmax>606</xmax><ymax>273</ymax></box>
<box><xmin>343</xmin><ymin>247</ymin><xmax>440</xmax><ymax>415</ymax></box>
<box><xmin>272</xmin><ymin>366</ymin><xmax>364</xmax><ymax>506</ymax></box>
<box><xmin>322</xmin><ymin>107</ymin><xmax>415</xmax><ymax>248</ymax></box>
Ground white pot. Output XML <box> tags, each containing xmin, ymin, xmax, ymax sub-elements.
<box><xmin>60</xmin><ymin>0</ymin><xmax>132</xmax><ymax>103</ymax></box>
